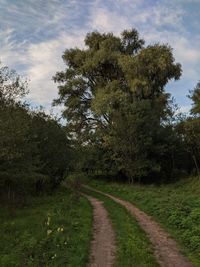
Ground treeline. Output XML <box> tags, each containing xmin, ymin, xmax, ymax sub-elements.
<box><xmin>53</xmin><ymin>29</ymin><xmax>200</xmax><ymax>183</ymax></box>
<box><xmin>0</xmin><ymin>65</ymin><xmax>70</xmax><ymax>202</ymax></box>
<box><xmin>1</xmin><ymin>28</ymin><xmax>200</xmax><ymax>200</ymax></box>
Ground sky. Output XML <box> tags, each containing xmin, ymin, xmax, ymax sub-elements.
<box><xmin>0</xmin><ymin>0</ymin><xmax>199</xmax><ymax>114</ymax></box>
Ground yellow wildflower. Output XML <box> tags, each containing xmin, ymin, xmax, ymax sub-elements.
<box><xmin>47</xmin><ymin>216</ymin><xmax>51</xmax><ymax>226</ymax></box>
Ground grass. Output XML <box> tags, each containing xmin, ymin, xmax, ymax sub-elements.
<box><xmin>83</xmin><ymin>187</ymin><xmax>159</xmax><ymax>267</ymax></box>
<box><xmin>0</xmin><ymin>188</ymin><xmax>92</xmax><ymax>267</ymax></box>
<box><xmin>87</xmin><ymin>177</ymin><xmax>200</xmax><ymax>267</ymax></box>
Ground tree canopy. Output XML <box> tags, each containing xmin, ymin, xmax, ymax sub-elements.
<box><xmin>54</xmin><ymin>29</ymin><xmax>182</xmax><ymax>181</ymax></box>
<box><xmin>0</xmin><ymin>63</ymin><xmax>71</xmax><ymax>201</ymax></box>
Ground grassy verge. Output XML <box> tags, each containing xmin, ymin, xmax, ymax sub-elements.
<box><xmin>87</xmin><ymin>177</ymin><xmax>200</xmax><ymax>266</ymax></box>
<box><xmin>83</xmin><ymin>187</ymin><xmax>159</xmax><ymax>267</ymax></box>
<box><xmin>0</xmin><ymin>188</ymin><xmax>92</xmax><ymax>267</ymax></box>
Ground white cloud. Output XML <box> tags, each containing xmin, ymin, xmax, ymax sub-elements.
<box><xmin>0</xmin><ymin>0</ymin><xmax>199</xmax><ymax>114</ymax></box>
<box><xmin>179</xmin><ymin>105</ymin><xmax>191</xmax><ymax>114</ymax></box>
<box><xmin>89</xmin><ymin>7</ymin><xmax>129</xmax><ymax>33</ymax></box>
<box><xmin>89</xmin><ymin>0</ymin><xmax>185</xmax><ymax>32</ymax></box>
<box><xmin>151</xmin><ymin>4</ymin><xmax>184</xmax><ymax>28</ymax></box>
<box><xmin>25</xmin><ymin>32</ymin><xmax>85</xmax><ymax>105</ymax></box>
<box><xmin>0</xmin><ymin>29</ymin><xmax>85</xmax><ymax>108</ymax></box>
<box><xmin>0</xmin><ymin>28</ymin><xmax>21</xmax><ymax>65</ymax></box>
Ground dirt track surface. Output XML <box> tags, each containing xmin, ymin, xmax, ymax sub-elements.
<box><xmin>83</xmin><ymin>194</ymin><xmax>116</xmax><ymax>267</ymax></box>
<box><xmin>84</xmin><ymin>186</ymin><xmax>194</xmax><ymax>267</ymax></box>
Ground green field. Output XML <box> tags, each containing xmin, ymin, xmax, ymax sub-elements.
<box><xmin>0</xmin><ymin>189</ymin><xmax>92</xmax><ymax>267</ymax></box>
<box><xmin>87</xmin><ymin>177</ymin><xmax>200</xmax><ymax>266</ymax></box>
<box><xmin>1</xmin><ymin>178</ymin><xmax>200</xmax><ymax>266</ymax></box>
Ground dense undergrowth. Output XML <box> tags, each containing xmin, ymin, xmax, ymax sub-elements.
<box><xmin>88</xmin><ymin>176</ymin><xmax>200</xmax><ymax>267</ymax></box>
<box><xmin>0</xmin><ymin>188</ymin><xmax>92</xmax><ymax>267</ymax></box>
<box><xmin>83</xmin><ymin>187</ymin><xmax>159</xmax><ymax>267</ymax></box>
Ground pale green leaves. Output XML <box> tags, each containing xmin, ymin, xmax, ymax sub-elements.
<box><xmin>91</xmin><ymin>80</ymin><xmax>126</xmax><ymax>116</ymax></box>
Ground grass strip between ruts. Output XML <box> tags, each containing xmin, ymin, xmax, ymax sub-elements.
<box><xmin>83</xmin><ymin>186</ymin><xmax>159</xmax><ymax>267</ymax></box>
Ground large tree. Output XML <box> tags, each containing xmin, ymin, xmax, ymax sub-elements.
<box><xmin>54</xmin><ymin>29</ymin><xmax>182</xmax><ymax>181</ymax></box>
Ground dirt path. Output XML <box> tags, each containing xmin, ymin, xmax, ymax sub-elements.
<box><xmin>83</xmin><ymin>194</ymin><xmax>116</xmax><ymax>267</ymax></box>
<box><xmin>84</xmin><ymin>186</ymin><xmax>194</xmax><ymax>267</ymax></box>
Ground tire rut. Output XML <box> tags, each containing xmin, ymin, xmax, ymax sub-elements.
<box><xmin>83</xmin><ymin>193</ymin><xmax>116</xmax><ymax>267</ymax></box>
<box><xmin>83</xmin><ymin>186</ymin><xmax>194</xmax><ymax>267</ymax></box>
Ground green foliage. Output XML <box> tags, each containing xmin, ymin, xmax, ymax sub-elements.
<box><xmin>88</xmin><ymin>177</ymin><xmax>200</xmax><ymax>266</ymax></box>
<box><xmin>0</xmin><ymin>64</ymin><xmax>71</xmax><ymax>200</ymax></box>
<box><xmin>66</xmin><ymin>172</ymin><xmax>89</xmax><ymax>185</ymax></box>
<box><xmin>30</xmin><ymin>111</ymin><xmax>71</xmax><ymax>189</ymax></box>
<box><xmin>176</xmin><ymin>117</ymin><xmax>200</xmax><ymax>176</ymax></box>
<box><xmin>189</xmin><ymin>81</ymin><xmax>200</xmax><ymax>115</ymax></box>
<box><xmin>70</xmin><ymin>144</ymin><xmax>117</xmax><ymax>176</ymax></box>
<box><xmin>54</xmin><ymin>28</ymin><xmax>182</xmax><ymax>182</ymax></box>
<box><xmin>0</xmin><ymin>105</ymin><xmax>70</xmax><ymax>199</ymax></box>
<box><xmin>0</xmin><ymin>63</ymin><xmax>28</xmax><ymax>104</ymax></box>
<box><xmin>0</xmin><ymin>188</ymin><xmax>92</xmax><ymax>267</ymax></box>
